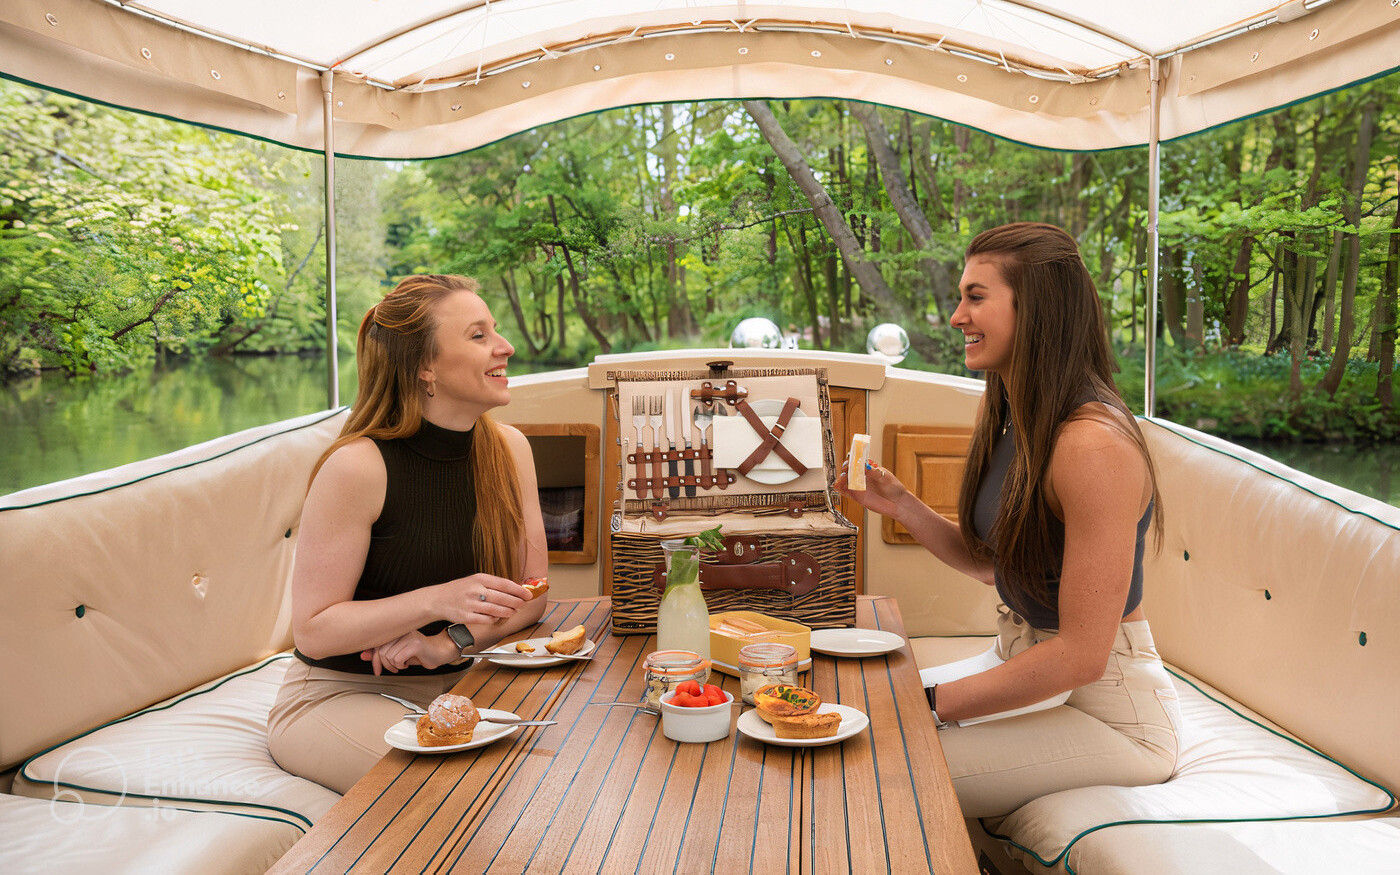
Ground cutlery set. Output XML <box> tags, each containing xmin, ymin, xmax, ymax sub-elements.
<box><xmin>625</xmin><ymin>384</ymin><xmax>742</xmax><ymax>500</ymax></box>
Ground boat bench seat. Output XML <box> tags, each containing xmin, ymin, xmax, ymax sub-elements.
<box><xmin>910</xmin><ymin>638</ymin><xmax>1397</xmax><ymax>875</ymax></box>
<box><xmin>1</xmin><ymin>409</ymin><xmax>352</xmax><ymax>873</ymax></box>
<box><xmin>0</xmin><ymin>792</ymin><xmax>303</xmax><ymax>873</ymax></box>
<box><xmin>12</xmin><ymin>655</ymin><xmax>339</xmax><ymax>836</ymax></box>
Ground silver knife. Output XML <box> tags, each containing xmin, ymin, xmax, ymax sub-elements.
<box><xmin>664</xmin><ymin>389</ymin><xmax>679</xmax><ymax>499</ymax></box>
<box><xmin>677</xmin><ymin>387</ymin><xmax>696</xmax><ymax>497</ymax></box>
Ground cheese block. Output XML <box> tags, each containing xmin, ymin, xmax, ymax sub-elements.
<box><xmin>847</xmin><ymin>433</ymin><xmax>871</xmax><ymax>490</ymax></box>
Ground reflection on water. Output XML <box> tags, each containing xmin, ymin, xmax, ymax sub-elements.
<box><xmin>1232</xmin><ymin>439</ymin><xmax>1398</xmax><ymax>508</ymax></box>
<box><xmin>1</xmin><ymin>356</ymin><xmax>357</xmax><ymax>496</ymax></box>
<box><xmin>2</xmin><ymin>357</ymin><xmax>1395</xmax><ymax>509</ymax></box>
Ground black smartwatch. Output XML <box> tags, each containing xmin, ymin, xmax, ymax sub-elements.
<box><xmin>445</xmin><ymin>623</ymin><xmax>475</xmax><ymax>653</ymax></box>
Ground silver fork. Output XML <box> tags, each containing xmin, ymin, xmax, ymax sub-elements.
<box><xmin>647</xmin><ymin>395</ymin><xmax>665</xmax><ymax>500</ymax></box>
<box><xmin>631</xmin><ymin>395</ymin><xmax>649</xmax><ymax>498</ymax></box>
<box><xmin>693</xmin><ymin>402</ymin><xmax>713</xmax><ymax>490</ymax></box>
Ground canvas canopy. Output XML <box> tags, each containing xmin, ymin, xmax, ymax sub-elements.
<box><xmin>2</xmin><ymin>0</ymin><xmax>1398</xmax><ymax>157</ymax></box>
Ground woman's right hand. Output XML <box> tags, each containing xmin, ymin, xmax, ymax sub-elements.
<box><xmin>435</xmin><ymin>574</ymin><xmax>530</xmax><ymax>626</ymax></box>
<box><xmin>834</xmin><ymin>459</ymin><xmax>912</xmax><ymax>520</ymax></box>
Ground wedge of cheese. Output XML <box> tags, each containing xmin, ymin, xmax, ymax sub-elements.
<box><xmin>847</xmin><ymin>433</ymin><xmax>871</xmax><ymax>490</ymax></box>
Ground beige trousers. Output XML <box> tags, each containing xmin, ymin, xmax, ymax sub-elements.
<box><xmin>267</xmin><ymin>659</ymin><xmax>468</xmax><ymax>795</ymax></box>
<box><xmin>936</xmin><ymin>608</ymin><xmax>1182</xmax><ymax>818</ymax></box>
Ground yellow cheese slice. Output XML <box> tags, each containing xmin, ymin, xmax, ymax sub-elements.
<box><xmin>847</xmin><ymin>433</ymin><xmax>871</xmax><ymax>490</ymax></box>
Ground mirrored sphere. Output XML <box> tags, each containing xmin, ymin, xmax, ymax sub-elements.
<box><xmin>729</xmin><ymin>317</ymin><xmax>784</xmax><ymax>349</ymax></box>
<box><xmin>866</xmin><ymin>323</ymin><xmax>910</xmax><ymax>364</ymax></box>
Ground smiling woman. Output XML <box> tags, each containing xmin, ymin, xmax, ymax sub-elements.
<box><xmin>266</xmin><ymin>273</ymin><xmax>549</xmax><ymax>795</ymax></box>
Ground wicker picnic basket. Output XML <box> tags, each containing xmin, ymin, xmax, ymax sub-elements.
<box><xmin>608</xmin><ymin>364</ymin><xmax>857</xmax><ymax>634</ymax></box>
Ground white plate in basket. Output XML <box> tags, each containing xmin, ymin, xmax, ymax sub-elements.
<box><xmin>740</xmin><ymin>399</ymin><xmax>808</xmax><ymax>486</ymax></box>
<box><xmin>809</xmin><ymin>628</ymin><xmax>905</xmax><ymax>657</ymax></box>
<box><xmin>384</xmin><ymin>709</ymin><xmax>521</xmax><ymax>754</ymax></box>
<box><xmin>736</xmin><ymin>704</ymin><xmax>869</xmax><ymax>747</ymax></box>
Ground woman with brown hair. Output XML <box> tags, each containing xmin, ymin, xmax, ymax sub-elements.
<box><xmin>268</xmin><ymin>274</ymin><xmax>547</xmax><ymax>795</ymax></box>
<box><xmin>838</xmin><ymin>223</ymin><xmax>1181</xmax><ymax>817</ymax></box>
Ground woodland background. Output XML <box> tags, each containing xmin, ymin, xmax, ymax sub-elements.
<box><xmin>2</xmin><ymin>72</ymin><xmax>1396</xmax><ymax>442</ymax></box>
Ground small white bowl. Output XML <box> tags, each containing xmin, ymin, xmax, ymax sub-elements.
<box><xmin>659</xmin><ymin>689</ymin><xmax>735</xmax><ymax>743</ymax></box>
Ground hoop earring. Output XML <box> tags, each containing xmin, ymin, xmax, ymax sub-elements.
<box><xmin>424</xmin><ymin>382</ymin><xmax>435</xmax><ymax>398</ymax></box>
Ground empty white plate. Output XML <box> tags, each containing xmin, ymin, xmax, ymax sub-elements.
<box><xmin>809</xmin><ymin>628</ymin><xmax>905</xmax><ymax>657</ymax></box>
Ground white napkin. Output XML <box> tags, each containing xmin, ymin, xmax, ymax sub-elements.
<box><xmin>711</xmin><ymin>415</ymin><xmax>824</xmax><ymax>472</ymax></box>
<box><xmin>917</xmin><ymin>645</ymin><xmax>1071</xmax><ymax>726</ymax></box>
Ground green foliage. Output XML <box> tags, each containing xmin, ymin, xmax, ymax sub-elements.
<box><xmin>3</xmin><ymin>69</ymin><xmax>1398</xmax><ymax>447</ymax></box>
<box><xmin>1115</xmin><ymin>346</ymin><xmax>1398</xmax><ymax>441</ymax></box>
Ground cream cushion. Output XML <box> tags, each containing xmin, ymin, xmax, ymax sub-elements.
<box><xmin>1056</xmin><ymin>817</ymin><xmax>1400</xmax><ymax>875</ymax></box>
<box><xmin>14</xmin><ymin>656</ymin><xmax>339</xmax><ymax>828</ymax></box>
<box><xmin>1140</xmin><ymin>419</ymin><xmax>1400</xmax><ymax>795</ymax></box>
<box><xmin>0</xmin><ymin>408</ymin><xmax>347</xmax><ymax>769</ymax></box>
<box><xmin>990</xmin><ymin>667</ymin><xmax>1395</xmax><ymax>872</ymax></box>
<box><xmin>0</xmin><ymin>793</ymin><xmax>302</xmax><ymax>874</ymax></box>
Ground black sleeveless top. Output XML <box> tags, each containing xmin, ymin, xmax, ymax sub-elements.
<box><xmin>971</xmin><ymin>406</ymin><xmax>1151</xmax><ymax>631</ymax></box>
<box><xmin>295</xmin><ymin>419</ymin><xmax>479</xmax><ymax>675</ymax></box>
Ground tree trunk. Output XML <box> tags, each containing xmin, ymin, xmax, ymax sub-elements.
<box><xmin>1160</xmin><ymin>247</ymin><xmax>1186</xmax><ymax>344</ymax></box>
<box><xmin>847</xmin><ymin>102</ymin><xmax>957</xmax><ymax>318</ymax></box>
<box><xmin>1317</xmin><ymin>102</ymin><xmax>1377</xmax><ymax>397</ymax></box>
<box><xmin>1186</xmin><ymin>260</ymin><xmax>1205</xmax><ymax>351</ymax></box>
<box><xmin>1320</xmin><ymin>230</ymin><xmax>1343</xmax><ymax>351</ymax></box>
<box><xmin>659</xmin><ymin>103</ymin><xmax>692</xmax><ymax>338</ymax></box>
<box><xmin>743</xmin><ymin>100</ymin><xmax>926</xmax><ymax>354</ymax></box>
<box><xmin>1267</xmin><ymin>241</ymin><xmax>1299</xmax><ymax>356</ymax></box>
<box><xmin>546</xmin><ymin>195</ymin><xmax>612</xmax><ymax>353</ymax></box>
<box><xmin>953</xmin><ymin>126</ymin><xmax>971</xmax><ymax>227</ymax></box>
<box><xmin>1377</xmin><ymin>168</ymin><xmax>1398</xmax><ymax>410</ymax></box>
<box><xmin>788</xmin><ymin>221</ymin><xmax>824</xmax><ymax>348</ymax></box>
<box><xmin>500</xmin><ymin>269</ymin><xmax>544</xmax><ymax>356</ymax></box>
<box><xmin>1067</xmin><ymin>154</ymin><xmax>1090</xmax><ymax>239</ymax></box>
<box><xmin>1226</xmin><ymin>236</ymin><xmax>1253</xmax><ymax>345</ymax></box>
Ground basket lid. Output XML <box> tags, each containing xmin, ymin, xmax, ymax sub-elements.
<box><xmin>612</xmin><ymin>366</ymin><xmax>843</xmax><ymax>518</ymax></box>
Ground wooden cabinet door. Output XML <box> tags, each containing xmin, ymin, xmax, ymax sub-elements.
<box><xmin>827</xmin><ymin>387</ymin><xmax>867</xmax><ymax>593</ymax></box>
<box><xmin>881</xmin><ymin>426</ymin><xmax>973</xmax><ymax>544</ymax></box>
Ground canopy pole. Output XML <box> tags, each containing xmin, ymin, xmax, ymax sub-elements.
<box><xmin>1145</xmin><ymin>56</ymin><xmax>1161</xmax><ymax>419</ymax></box>
<box><xmin>321</xmin><ymin>70</ymin><xmax>340</xmax><ymax>410</ymax></box>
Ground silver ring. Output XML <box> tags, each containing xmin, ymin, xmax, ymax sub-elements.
<box><xmin>479</xmin><ymin>594</ymin><xmax>487</xmax><ymax>602</ymax></box>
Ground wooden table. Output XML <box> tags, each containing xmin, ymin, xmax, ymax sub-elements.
<box><xmin>272</xmin><ymin>597</ymin><xmax>977</xmax><ymax>874</ymax></box>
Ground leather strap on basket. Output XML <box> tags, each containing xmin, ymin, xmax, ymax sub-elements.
<box><xmin>735</xmin><ymin>397</ymin><xmax>807</xmax><ymax>477</ymax></box>
<box><xmin>651</xmin><ymin>550</ymin><xmax>820</xmax><ymax>598</ymax></box>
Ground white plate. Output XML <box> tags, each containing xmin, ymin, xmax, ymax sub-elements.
<box><xmin>484</xmin><ymin>636</ymin><xmax>596</xmax><ymax>668</ymax></box>
<box><xmin>383</xmin><ymin>708</ymin><xmax>521</xmax><ymax>754</ymax></box>
<box><xmin>809</xmin><ymin>628</ymin><xmax>906</xmax><ymax>657</ymax></box>
<box><xmin>741</xmin><ymin>399</ymin><xmax>808</xmax><ymax>485</ymax></box>
<box><xmin>736</xmin><ymin>704</ymin><xmax>869</xmax><ymax>747</ymax></box>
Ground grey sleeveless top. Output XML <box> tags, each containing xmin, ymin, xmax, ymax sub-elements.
<box><xmin>971</xmin><ymin>410</ymin><xmax>1151</xmax><ymax>631</ymax></box>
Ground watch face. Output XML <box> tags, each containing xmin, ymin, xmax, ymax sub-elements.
<box><xmin>448</xmin><ymin>624</ymin><xmax>474</xmax><ymax>649</ymax></box>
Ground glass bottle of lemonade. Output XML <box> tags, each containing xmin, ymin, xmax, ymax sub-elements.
<box><xmin>657</xmin><ymin>539</ymin><xmax>711</xmax><ymax>661</ymax></box>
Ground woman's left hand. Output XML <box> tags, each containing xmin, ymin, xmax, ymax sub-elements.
<box><xmin>361</xmin><ymin>630</ymin><xmax>459</xmax><ymax>675</ymax></box>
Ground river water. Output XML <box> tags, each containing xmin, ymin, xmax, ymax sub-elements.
<box><xmin>2</xmin><ymin>356</ymin><xmax>1396</xmax><ymax>507</ymax></box>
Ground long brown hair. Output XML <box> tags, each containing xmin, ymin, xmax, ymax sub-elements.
<box><xmin>312</xmin><ymin>274</ymin><xmax>525</xmax><ymax>581</ymax></box>
<box><xmin>955</xmin><ymin>223</ymin><xmax>1162</xmax><ymax>613</ymax></box>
